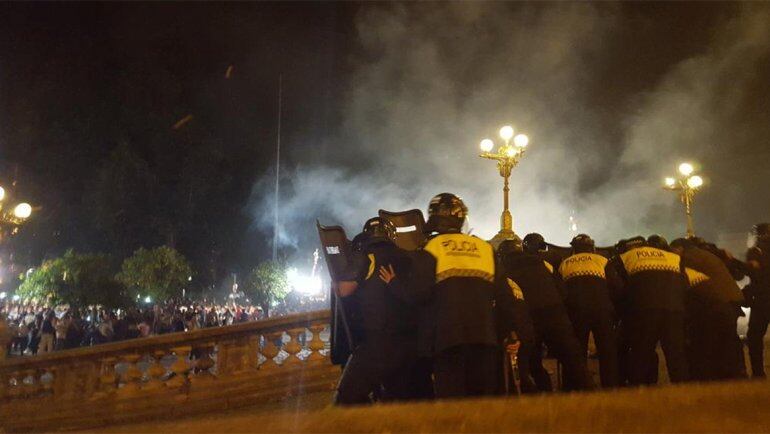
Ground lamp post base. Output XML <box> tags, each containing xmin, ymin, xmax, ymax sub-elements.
<box><xmin>489</xmin><ymin>229</ymin><xmax>520</xmax><ymax>249</ymax></box>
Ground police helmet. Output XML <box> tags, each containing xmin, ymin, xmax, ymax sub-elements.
<box><xmin>497</xmin><ymin>238</ymin><xmax>523</xmax><ymax>260</ymax></box>
<box><xmin>523</xmin><ymin>233</ymin><xmax>546</xmax><ymax>254</ymax></box>
<box><xmin>570</xmin><ymin>233</ymin><xmax>595</xmax><ymax>253</ymax></box>
<box><xmin>753</xmin><ymin>223</ymin><xmax>770</xmax><ymax>241</ymax></box>
<box><xmin>426</xmin><ymin>193</ymin><xmax>468</xmax><ymax>234</ymax></box>
<box><xmin>670</xmin><ymin>237</ymin><xmax>694</xmax><ymax>251</ymax></box>
<box><xmin>619</xmin><ymin>236</ymin><xmax>646</xmax><ymax>253</ymax></box>
<box><xmin>362</xmin><ymin>217</ymin><xmax>396</xmax><ymax>243</ymax></box>
<box><xmin>647</xmin><ymin>234</ymin><xmax>669</xmax><ymax>251</ymax></box>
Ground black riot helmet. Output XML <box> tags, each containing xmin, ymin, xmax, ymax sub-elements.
<box><xmin>621</xmin><ymin>236</ymin><xmax>647</xmax><ymax>252</ymax></box>
<box><xmin>497</xmin><ymin>238</ymin><xmax>523</xmax><ymax>261</ymax></box>
<box><xmin>426</xmin><ymin>193</ymin><xmax>468</xmax><ymax>234</ymax></box>
<box><xmin>570</xmin><ymin>233</ymin><xmax>595</xmax><ymax>254</ymax></box>
<box><xmin>523</xmin><ymin>233</ymin><xmax>546</xmax><ymax>254</ymax></box>
<box><xmin>362</xmin><ymin>217</ymin><xmax>397</xmax><ymax>243</ymax></box>
<box><xmin>754</xmin><ymin>223</ymin><xmax>770</xmax><ymax>243</ymax></box>
<box><xmin>647</xmin><ymin>234</ymin><xmax>670</xmax><ymax>251</ymax></box>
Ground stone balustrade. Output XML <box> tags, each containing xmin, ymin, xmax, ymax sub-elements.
<box><xmin>0</xmin><ymin>310</ymin><xmax>336</xmax><ymax>432</ymax></box>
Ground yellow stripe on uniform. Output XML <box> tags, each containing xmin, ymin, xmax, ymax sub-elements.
<box><xmin>685</xmin><ymin>267</ymin><xmax>710</xmax><ymax>287</ymax></box>
<box><xmin>507</xmin><ymin>278</ymin><xmax>525</xmax><ymax>300</ymax></box>
<box><xmin>620</xmin><ymin>247</ymin><xmax>681</xmax><ymax>275</ymax></box>
<box><xmin>543</xmin><ymin>261</ymin><xmax>554</xmax><ymax>274</ymax></box>
<box><xmin>424</xmin><ymin>233</ymin><xmax>495</xmax><ymax>283</ymax></box>
<box><xmin>365</xmin><ymin>253</ymin><xmax>376</xmax><ymax>280</ymax></box>
<box><xmin>559</xmin><ymin>253</ymin><xmax>608</xmax><ymax>281</ymax></box>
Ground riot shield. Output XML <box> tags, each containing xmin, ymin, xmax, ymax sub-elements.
<box><xmin>317</xmin><ymin>221</ymin><xmax>356</xmax><ymax>366</ymax></box>
<box><xmin>378</xmin><ymin>208</ymin><xmax>427</xmax><ymax>251</ymax></box>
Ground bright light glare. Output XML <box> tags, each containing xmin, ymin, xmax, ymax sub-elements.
<box><xmin>499</xmin><ymin>125</ymin><xmax>514</xmax><ymax>141</ymax></box>
<box><xmin>514</xmin><ymin>134</ymin><xmax>529</xmax><ymax>148</ymax></box>
<box><xmin>505</xmin><ymin>147</ymin><xmax>517</xmax><ymax>158</ymax></box>
<box><xmin>678</xmin><ymin>162</ymin><xmax>694</xmax><ymax>176</ymax></box>
<box><xmin>0</xmin><ymin>292</ymin><xmax>6</xmax><ymax>299</ymax></box>
<box><xmin>664</xmin><ymin>177</ymin><xmax>676</xmax><ymax>187</ymax></box>
<box><xmin>12</xmin><ymin>295</ymin><xmax>20</xmax><ymax>302</ymax></box>
<box><xmin>687</xmin><ymin>175</ymin><xmax>703</xmax><ymax>188</ymax></box>
<box><xmin>479</xmin><ymin>139</ymin><xmax>494</xmax><ymax>152</ymax></box>
<box><xmin>144</xmin><ymin>296</ymin><xmax>152</xmax><ymax>303</ymax></box>
<box><xmin>287</xmin><ymin>267</ymin><xmax>323</xmax><ymax>296</ymax></box>
<box><xmin>0</xmin><ymin>186</ymin><xmax>5</xmax><ymax>202</ymax></box>
<box><xmin>14</xmin><ymin>203</ymin><xmax>32</xmax><ymax>219</ymax></box>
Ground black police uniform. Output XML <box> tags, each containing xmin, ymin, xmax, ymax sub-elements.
<box><xmin>335</xmin><ymin>237</ymin><xmax>419</xmax><ymax>404</ymax></box>
<box><xmin>613</xmin><ymin>246</ymin><xmax>689</xmax><ymax>384</ymax></box>
<box><xmin>499</xmin><ymin>253</ymin><xmax>594</xmax><ymax>392</ymax></box>
<box><xmin>745</xmin><ymin>241</ymin><xmax>770</xmax><ymax>378</ymax></box>
<box><xmin>494</xmin><ymin>258</ymin><xmax>536</xmax><ymax>394</ymax></box>
<box><xmin>680</xmin><ymin>245</ymin><xmax>746</xmax><ymax>381</ymax></box>
<box><xmin>407</xmin><ymin>233</ymin><xmax>500</xmax><ymax>398</ymax></box>
<box><xmin>558</xmin><ymin>253</ymin><xmax>619</xmax><ymax>387</ymax></box>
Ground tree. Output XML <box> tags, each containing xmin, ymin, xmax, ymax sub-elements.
<box><xmin>117</xmin><ymin>246</ymin><xmax>192</xmax><ymax>302</ymax></box>
<box><xmin>244</xmin><ymin>261</ymin><xmax>289</xmax><ymax>318</ymax></box>
<box><xmin>17</xmin><ymin>250</ymin><xmax>131</xmax><ymax>309</ymax></box>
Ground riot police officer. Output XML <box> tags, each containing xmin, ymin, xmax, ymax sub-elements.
<box><xmin>558</xmin><ymin>234</ymin><xmax>619</xmax><ymax>388</ymax></box>
<box><xmin>495</xmin><ymin>238</ymin><xmax>537</xmax><ymax>394</ymax></box>
<box><xmin>670</xmin><ymin>237</ymin><xmax>746</xmax><ymax>381</ymax></box>
<box><xmin>745</xmin><ymin>223</ymin><xmax>770</xmax><ymax>379</ymax></box>
<box><xmin>498</xmin><ymin>237</ymin><xmax>595</xmax><ymax>392</ymax></box>
<box><xmin>335</xmin><ymin>217</ymin><xmax>419</xmax><ymax>404</ymax></box>
<box><xmin>405</xmin><ymin>193</ymin><xmax>502</xmax><ymax>398</ymax></box>
<box><xmin>610</xmin><ymin>236</ymin><xmax>689</xmax><ymax>384</ymax></box>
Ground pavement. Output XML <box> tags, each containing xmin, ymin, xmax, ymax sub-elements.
<box><xmin>92</xmin><ymin>380</ymin><xmax>770</xmax><ymax>433</ymax></box>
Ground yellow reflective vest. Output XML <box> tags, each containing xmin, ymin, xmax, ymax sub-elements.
<box><xmin>559</xmin><ymin>253</ymin><xmax>608</xmax><ymax>281</ymax></box>
<box><xmin>424</xmin><ymin>233</ymin><xmax>495</xmax><ymax>283</ymax></box>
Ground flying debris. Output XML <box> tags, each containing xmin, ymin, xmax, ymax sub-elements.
<box><xmin>172</xmin><ymin>114</ymin><xmax>194</xmax><ymax>130</ymax></box>
<box><xmin>225</xmin><ymin>64</ymin><xmax>234</xmax><ymax>79</ymax></box>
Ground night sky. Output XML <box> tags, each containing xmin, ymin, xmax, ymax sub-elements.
<box><xmin>1</xmin><ymin>2</ymin><xmax>769</xmax><ymax>291</ymax></box>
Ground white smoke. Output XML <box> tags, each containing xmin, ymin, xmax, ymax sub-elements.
<box><xmin>250</xmin><ymin>3</ymin><xmax>770</xmax><ymax>254</ymax></box>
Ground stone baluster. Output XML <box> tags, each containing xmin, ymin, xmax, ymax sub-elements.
<box><xmin>247</xmin><ymin>335</ymin><xmax>260</xmax><ymax>371</ymax></box>
<box><xmin>7</xmin><ymin>372</ymin><xmax>22</xmax><ymax>399</ymax></box>
<box><xmin>165</xmin><ymin>346</ymin><xmax>191</xmax><ymax>389</ymax></box>
<box><xmin>39</xmin><ymin>367</ymin><xmax>54</xmax><ymax>397</ymax></box>
<box><xmin>190</xmin><ymin>344</ymin><xmax>216</xmax><ymax>384</ymax></box>
<box><xmin>143</xmin><ymin>351</ymin><xmax>168</xmax><ymax>390</ymax></box>
<box><xmin>21</xmin><ymin>368</ymin><xmax>40</xmax><ymax>397</ymax></box>
<box><xmin>118</xmin><ymin>354</ymin><xmax>144</xmax><ymax>394</ymax></box>
<box><xmin>306</xmin><ymin>323</ymin><xmax>327</xmax><ymax>363</ymax></box>
<box><xmin>282</xmin><ymin>328</ymin><xmax>305</xmax><ymax>366</ymax></box>
<box><xmin>92</xmin><ymin>357</ymin><xmax>117</xmax><ymax>399</ymax></box>
<box><xmin>259</xmin><ymin>331</ymin><xmax>282</xmax><ymax>370</ymax></box>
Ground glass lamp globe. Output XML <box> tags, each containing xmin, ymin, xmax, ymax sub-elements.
<box><xmin>678</xmin><ymin>162</ymin><xmax>694</xmax><ymax>176</ymax></box>
<box><xmin>687</xmin><ymin>175</ymin><xmax>703</xmax><ymax>188</ymax></box>
<box><xmin>13</xmin><ymin>203</ymin><xmax>32</xmax><ymax>219</ymax></box>
<box><xmin>514</xmin><ymin>134</ymin><xmax>529</xmax><ymax>148</ymax></box>
<box><xmin>499</xmin><ymin>126</ymin><xmax>514</xmax><ymax>141</ymax></box>
<box><xmin>480</xmin><ymin>139</ymin><xmax>494</xmax><ymax>152</ymax></box>
<box><xmin>664</xmin><ymin>177</ymin><xmax>676</xmax><ymax>187</ymax></box>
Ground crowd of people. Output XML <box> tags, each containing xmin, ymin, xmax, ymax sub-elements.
<box><xmin>329</xmin><ymin>192</ymin><xmax>769</xmax><ymax>405</ymax></box>
<box><xmin>1</xmin><ymin>295</ymin><xmax>326</xmax><ymax>356</ymax></box>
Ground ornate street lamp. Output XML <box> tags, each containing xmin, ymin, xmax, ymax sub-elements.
<box><xmin>479</xmin><ymin>125</ymin><xmax>529</xmax><ymax>247</ymax></box>
<box><xmin>664</xmin><ymin>162</ymin><xmax>704</xmax><ymax>238</ymax></box>
<box><xmin>0</xmin><ymin>185</ymin><xmax>32</xmax><ymax>241</ymax></box>
<box><xmin>0</xmin><ymin>184</ymin><xmax>32</xmax><ymax>359</ymax></box>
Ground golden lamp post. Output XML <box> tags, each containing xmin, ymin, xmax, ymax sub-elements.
<box><xmin>664</xmin><ymin>162</ymin><xmax>703</xmax><ymax>238</ymax></box>
<box><xmin>479</xmin><ymin>125</ymin><xmax>529</xmax><ymax>247</ymax></box>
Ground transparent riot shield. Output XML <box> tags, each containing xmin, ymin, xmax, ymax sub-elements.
<box><xmin>378</xmin><ymin>208</ymin><xmax>427</xmax><ymax>251</ymax></box>
<box><xmin>317</xmin><ymin>220</ymin><xmax>356</xmax><ymax>365</ymax></box>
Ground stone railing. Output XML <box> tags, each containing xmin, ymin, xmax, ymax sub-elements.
<box><xmin>0</xmin><ymin>310</ymin><xmax>337</xmax><ymax>432</ymax></box>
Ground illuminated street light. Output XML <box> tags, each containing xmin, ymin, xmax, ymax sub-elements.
<box><xmin>478</xmin><ymin>124</ymin><xmax>531</xmax><ymax>247</ymax></box>
<box><xmin>664</xmin><ymin>162</ymin><xmax>705</xmax><ymax>238</ymax></box>
<box><xmin>0</xmin><ymin>185</ymin><xmax>33</xmax><ymax>239</ymax></box>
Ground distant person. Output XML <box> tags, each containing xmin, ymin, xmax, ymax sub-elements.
<box><xmin>745</xmin><ymin>223</ymin><xmax>770</xmax><ymax>379</ymax></box>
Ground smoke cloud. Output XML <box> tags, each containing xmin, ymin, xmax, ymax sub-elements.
<box><xmin>250</xmin><ymin>3</ymin><xmax>770</xmax><ymax>257</ymax></box>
